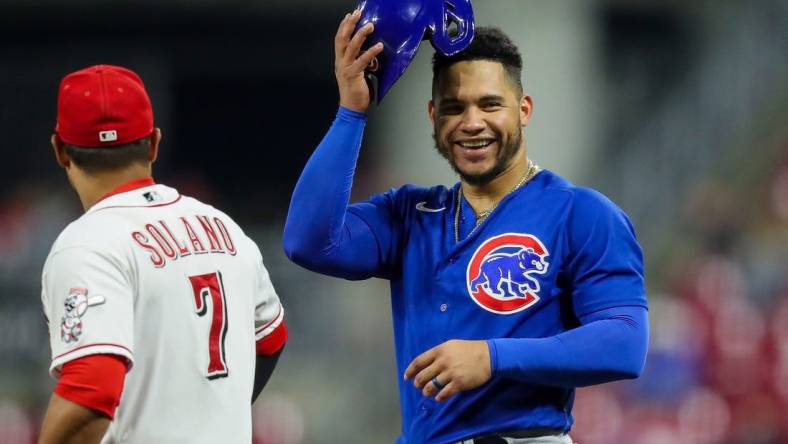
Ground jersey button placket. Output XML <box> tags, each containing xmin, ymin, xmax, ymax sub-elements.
<box><xmin>436</xmin><ymin>253</ymin><xmax>463</xmax><ymax>344</ymax></box>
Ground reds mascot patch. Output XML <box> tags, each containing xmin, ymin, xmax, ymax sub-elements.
<box><xmin>466</xmin><ymin>233</ymin><xmax>550</xmax><ymax>314</ymax></box>
<box><xmin>60</xmin><ymin>288</ymin><xmax>106</xmax><ymax>344</ymax></box>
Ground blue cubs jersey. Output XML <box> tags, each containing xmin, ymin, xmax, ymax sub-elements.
<box><xmin>345</xmin><ymin>169</ymin><xmax>647</xmax><ymax>443</ymax></box>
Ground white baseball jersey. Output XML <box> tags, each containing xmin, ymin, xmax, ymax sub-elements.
<box><xmin>41</xmin><ymin>180</ymin><xmax>284</xmax><ymax>444</ymax></box>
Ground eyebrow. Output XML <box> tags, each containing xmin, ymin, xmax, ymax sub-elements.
<box><xmin>478</xmin><ymin>94</ymin><xmax>506</xmax><ymax>102</ymax></box>
<box><xmin>438</xmin><ymin>94</ymin><xmax>507</xmax><ymax>105</ymax></box>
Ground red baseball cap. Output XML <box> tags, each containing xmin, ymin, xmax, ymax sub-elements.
<box><xmin>55</xmin><ymin>65</ymin><xmax>154</xmax><ymax>148</ymax></box>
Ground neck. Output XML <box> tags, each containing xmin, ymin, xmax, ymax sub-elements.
<box><xmin>461</xmin><ymin>148</ymin><xmax>529</xmax><ymax>213</ymax></box>
<box><xmin>73</xmin><ymin>166</ymin><xmax>152</xmax><ymax>211</ymax></box>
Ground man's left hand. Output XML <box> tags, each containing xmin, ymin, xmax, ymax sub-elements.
<box><xmin>404</xmin><ymin>339</ymin><xmax>492</xmax><ymax>402</ymax></box>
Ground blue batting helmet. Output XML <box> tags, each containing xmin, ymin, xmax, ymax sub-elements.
<box><xmin>354</xmin><ymin>0</ymin><xmax>475</xmax><ymax>102</ymax></box>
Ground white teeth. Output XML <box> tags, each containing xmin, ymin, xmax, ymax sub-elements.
<box><xmin>458</xmin><ymin>140</ymin><xmax>493</xmax><ymax>148</ymax></box>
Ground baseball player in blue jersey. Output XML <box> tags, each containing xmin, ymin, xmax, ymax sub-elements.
<box><xmin>283</xmin><ymin>11</ymin><xmax>648</xmax><ymax>444</ymax></box>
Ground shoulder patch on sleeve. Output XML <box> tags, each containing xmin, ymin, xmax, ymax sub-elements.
<box><xmin>61</xmin><ymin>288</ymin><xmax>106</xmax><ymax>344</ymax></box>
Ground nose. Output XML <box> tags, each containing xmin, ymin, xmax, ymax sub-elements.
<box><xmin>459</xmin><ymin>107</ymin><xmax>485</xmax><ymax>133</ymax></box>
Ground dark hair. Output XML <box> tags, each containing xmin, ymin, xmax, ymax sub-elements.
<box><xmin>64</xmin><ymin>137</ymin><xmax>151</xmax><ymax>174</ymax></box>
<box><xmin>432</xmin><ymin>27</ymin><xmax>524</xmax><ymax>96</ymax></box>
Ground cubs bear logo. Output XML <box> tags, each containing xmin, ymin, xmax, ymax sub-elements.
<box><xmin>466</xmin><ymin>233</ymin><xmax>550</xmax><ymax>314</ymax></box>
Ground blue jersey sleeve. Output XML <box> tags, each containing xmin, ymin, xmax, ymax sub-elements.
<box><xmin>346</xmin><ymin>192</ymin><xmax>403</xmax><ymax>279</ymax></box>
<box><xmin>565</xmin><ymin>188</ymin><xmax>647</xmax><ymax>315</ymax></box>
<box><xmin>487</xmin><ymin>188</ymin><xmax>648</xmax><ymax>387</ymax></box>
<box><xmin>489</xmin><ymin>304</ymin><xmax>648</xmax><ymax>387</ymax></box>
<box><xmin>283</xmin><ymin>107</ymin><xmax>399</xmax><ymax>280</ymax></box>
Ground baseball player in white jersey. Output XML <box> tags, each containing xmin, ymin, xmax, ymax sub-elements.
<box><xmin>38</xmin><ymin>65</ymin><xmax>287</xmax><ymax>444</ymax></box>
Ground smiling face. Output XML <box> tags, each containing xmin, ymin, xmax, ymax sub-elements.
<box><xmin>429</xmin><ymin>60</ymin><xmax>531</xmax><ymax>186</ymax></box>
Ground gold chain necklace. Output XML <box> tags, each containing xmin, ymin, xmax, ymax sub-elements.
<box><xmin>454</xmin><ymin>159</ymin><xmax>540</xmax><ymax>243</ymax></box>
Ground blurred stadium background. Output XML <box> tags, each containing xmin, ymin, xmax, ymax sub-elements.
<box><xmin>1</xmin><ymin>0</ymin><xmax>787</xmax><ymax>443</ymax></box>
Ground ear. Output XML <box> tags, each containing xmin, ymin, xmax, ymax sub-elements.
<box><xmin>149</xmin><ymin>128</ymin><xmax>162</xmax><ymax>163</ymax></box>
<box><xmin>520</xmin><ymin>94</ymin><xmax>533</xmax><ymax>127</ymax></box>
<box><xmin>428</xmin><ymin>100</ymin><xmax>436</xmax><ymax>125</ymax></box>
<box><xmin>51</xmin><ymin>134</ymin><xmax>70</xmax><ymax>169</ymax></box>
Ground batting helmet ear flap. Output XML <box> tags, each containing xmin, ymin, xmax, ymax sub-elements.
<box><xmin>429</xmin><ymin>0</ymin><xmax>475</xmax><ymax>56</ymax></box>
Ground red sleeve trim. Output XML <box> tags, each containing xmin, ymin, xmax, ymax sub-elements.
<box><xmin>256</xmin><ymin>321</ymin><xmax>288</xmax><ymax>356</ymax></box>
<box><xmin>53</xmin><ymin>354</ymin><xmax>128</xmax><ymax>419</ymax></box>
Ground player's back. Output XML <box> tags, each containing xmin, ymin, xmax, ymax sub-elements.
<box><xmin>44</xmin><ymin>182</ymin><xmax>267</xmax><ymax>443</ymax></box>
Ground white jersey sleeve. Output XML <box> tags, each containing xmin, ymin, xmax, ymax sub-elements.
<box><xmin>42</xmin><ymin>246</ymin><xmax>134</xmax><ymax>377</ymax></box>
<box><xmin>251</xmin><ymin>245</ymin><xmax>285</xmax><ymax>348</ymax></box>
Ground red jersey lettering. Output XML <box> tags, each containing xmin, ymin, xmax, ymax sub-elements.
<box><xmin>182</xmin><ymin>217</ymin><xmax>207</xmax><ymax>254</ymax></box>
<box><xmin>213</xmin><ymin>217</ymin><xmax>236</xmax><ymax>256</ymax></box>
<box><xmin>131</xmin><ymin>231</ymin><xmax>165</xmax><ymax>267</ymax></box>
<box><xmin>196</xmin><ymin>215</ymin><xmax>223</xmax><ymax>253</ymax></box>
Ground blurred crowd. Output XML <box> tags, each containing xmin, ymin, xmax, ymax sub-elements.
<box><xmin>572</xmin><ymin>150</ymin><xmax>788</xmax><ymax>444</ymax></box>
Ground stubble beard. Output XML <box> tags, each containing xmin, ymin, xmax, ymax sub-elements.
<box><xmin>433</xmin><ymin>128</ymin><xmax>523</xmax><ymax>186</ymax></box>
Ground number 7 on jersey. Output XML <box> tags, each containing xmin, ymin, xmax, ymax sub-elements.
<box><xmin>188</xmin><ymin>271</ymin><xmax>229</xmax><ymax>379</ymax></box>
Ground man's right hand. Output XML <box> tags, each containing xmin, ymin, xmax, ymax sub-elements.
<box><xmin>335</xmin><ymin>9</ymin><xmax>384</xmax><ymax>113</ymax></box>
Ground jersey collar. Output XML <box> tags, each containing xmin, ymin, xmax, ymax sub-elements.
<box><xmin>95</xmin><ymin>177</ymin><xmax>156</xmax><ymax>204</ymax></box>
<box><xmin>87</xmin><ymin>177</ymin><xmax>181</xmax><ymax>214</ymax></box>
